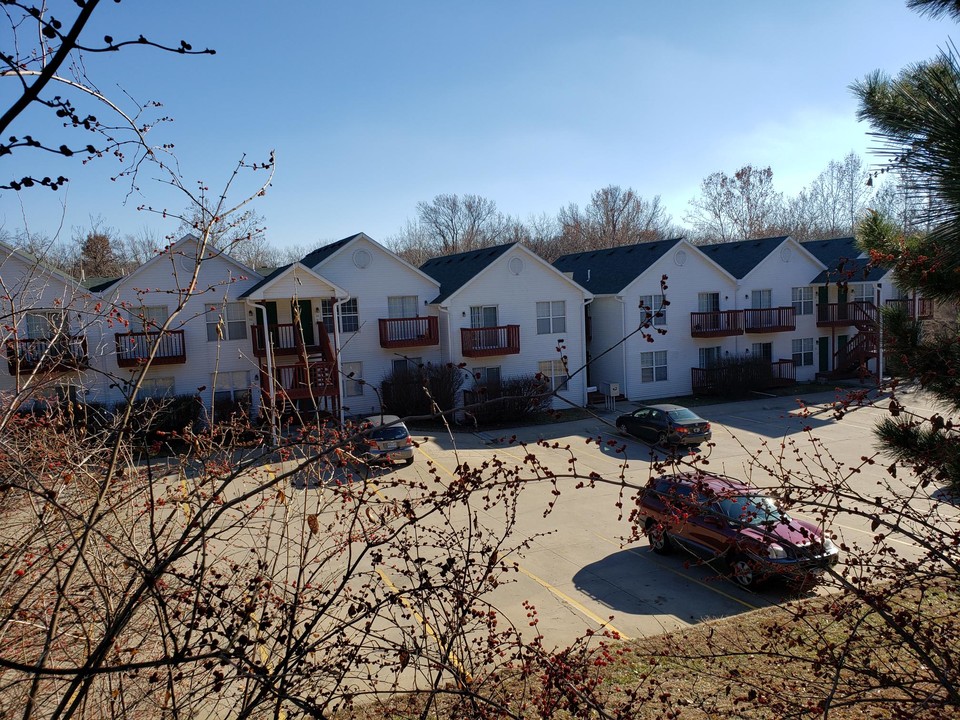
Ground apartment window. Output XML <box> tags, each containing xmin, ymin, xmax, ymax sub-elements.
<box><xmin>639</xmin><ymin>295</ymin><xmax>667</xmax><ymax>326</ymax></box>
<box><xmin>388</xmin><ymin>295</ymin><xmax>419</xmax><ymax>319</ymax></box>
<box><xmin>206</xmin><ymin>302</ymin><xmax>247</xmax><ymax>341</ymax></box>
<box><xmin>342</xmin><ymin>361</ymin><xmax>364</xmax><ymax>397</ymax></box>
<box><xmin>472</xmin><ymin>366</ymin><xmax>501</xmax><ymax>390</ymax></box>
<box><xmin>751</xmin><ymin>289</ymin><xmax>772</xmax><ymax>309</ymax></box>
<box><xmin>640</xmin><ymin>350</ymin><xmax>667</xmax><ymax>383</ymax></box>
<box><xmin>792</xmin><ymin>338</ymin><xmax>814</xmax><ymax>366</ymax></box>
<box><xmin>751</xmin><ymin>342</ymin><xmax>773</xmax><ymax>361</ymax></box>
<box><xmin>538</xmin><ymin>359</ymin><xmax>569</xmax><ymax>392</ymax></box>
<box><xmin>139</xmin><ymin>376</ymin><xmax>175</xmax><ymax>399</ymax></box>
<box><xmin>25</xmin><ymin>311</ymin><xmax>65</xmax><ymax>339</ymax></box>
<box><xmin>470</xmin><ymin>305</ymin><xmax>498</xmax><ymax>328</ymax></box>
<box><xmin>212</xmin><ymin>370</ymin><xmax>251</xmax><ymax>408</ymax></box>
<box><xmin>791</xmin><ymin>287</ymin><xmax>813</xmax><ymax>316</ymax></box>
<box><xmin>130</xmin><ymin>305</ymin><xmax>169</xmax><ymax>332</ymax></box>
<box><xmin>698</xmin><ymin>292</ymin><xmax>720</xmax><ymax>313</ymax></box>
<box><xmin>699</xmin><ymin>346</ymin><xmax>722</xmax><ymax>368</ymax></box>
<box><xmin>536</xmin><ymin>301</ymin><xmax>566</xmax><ymax>334</ymax></box>
<box><xmin>850</xmin><ymin>283</ymin><xmax>873</xmax><ymax>303</ymax></box>
<box><xmin>320</xmin><ymin>299</ymin><xmax>360</xmax><ymax>334</ymax></box>
<box><xmin>392</xmin><ymin>357</ymin><xmax>422</xmax><ymax>375</ymax></box>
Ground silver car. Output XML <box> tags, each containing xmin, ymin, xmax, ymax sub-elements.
<box><xmin>362</xmin><ymin>414</ymin><xmax>414</xmax><ymax>465</ymax></box>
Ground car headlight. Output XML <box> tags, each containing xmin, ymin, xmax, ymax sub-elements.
<box><xmin>767</xmin><ymin>543</ymin><xmax>788</xmax><ymax>560</ymax></box>
<box><xmin>822</xmin><ymin>536</ymin><xmax>837</xmax><ymax>554</ymax></box>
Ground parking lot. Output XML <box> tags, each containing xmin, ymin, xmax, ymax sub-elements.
<box><xmin>307</xmin><ymin>385</ymin><xmax>952</xmax><ymax>648</ymax></box>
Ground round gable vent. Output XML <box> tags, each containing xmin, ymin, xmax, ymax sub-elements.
<box><xmin>508</xmin><ymin>257</ymin><xmax>524</xmax><ymax>275</ymax></box>
<box><xmin>353</xmin><ymin>249</ymin><xmax>372</xmax><ymax>269</ymax></box>
<box><xmin>674</xmin><ymin>250</ymin><xmax>687</xmax><ymax>267</ymax></box>
<box><xmin>780</xmin><ymin>246</ymin><xmax>793</xmax><ymax>263</ymax></box>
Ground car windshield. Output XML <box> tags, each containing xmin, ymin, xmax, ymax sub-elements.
<box><xmin>371</xmin><ymin>426</ymin><xmax>409</xmax><ymax>441</ymax></box>
<box><xmin>717</xmin><ymin>494</ymin><xmax>785</xmax><ymax>525</ymax></box>
<box><xmin>667</xmin><ymin>409</ymin><xmax>700</xmax><ymax>421</ymax></box>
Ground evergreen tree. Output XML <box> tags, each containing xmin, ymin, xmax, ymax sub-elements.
<box><xmin>852</xmin><ymin>12</ymin><xmax>960</xmax><ymax>488</ymax></box>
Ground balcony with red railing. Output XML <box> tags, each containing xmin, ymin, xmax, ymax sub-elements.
<box><xmin>115</xmin><ymin>330</ymin><xmax>186</xmax><ymax>368</ymax></box>
<box><xmin>743</xmin><ymin>306</ymin><xmax>796</xmax><ymax>333</ymax></box>
<box><xmin>378</xmin><ymin>316</ymin><xmax>439</xmax><ymax>349</ymax></box>
<box><xmin>460</xmin><ymin>325</ymin><xmax>520</xmax><ymax>358</ymax></box>
<box><xmin>691</xmin><ymin>359</ymin><xmax>796</xmax><ymax>396</ymax></box>
<box><xmin>690</xmin><ymin>310</ymin><xmax>744</xmax><ymax>338</ymax></box>
<box><xmin>885</xmin><ymin>298</ymin><xmax>934</xmax><ymax>320</ymax></box>
<box><xmin>251</xmin><ymin>322</ymin><xmax>331</xmax><ymax>358</ymax></box>
<box><xmin>261</xmin><ymin>361</ymin><xmax>338</xmax><ymax>404</ymax></box>
<box><xmin>6</xmin><ymin>335</ymin><xmax>89</xmax><ymax>375</ymax></box>
<box><xmin>817</xmin><ymin>301</ymin><xmax>877</xmax><ymax>328</ymax></box>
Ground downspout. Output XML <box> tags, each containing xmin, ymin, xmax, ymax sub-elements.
<box><xmin>617</xmin><ymin>295</ymin><xmax>627</xmax><ymax>400</ymax></box>
<box><xmin>249</xmin><ymin>302</ymin><xmax>279</xmax><ymax>447</ymax></box>
<box><xmin>332</xmin><ymin>295</ymin><xmax>349</xmax><ymax>426</ymax></box>
<box><xmin>438</xmin><ymin>305</ymin><xmax>451</xmax><ymax>365</ymax></box>
<box><xmin>876</xmin><ymin>282</ymin><xmax>883</xmax><ymax>384</ymax></box>
<box><xmin>581</xmin><ymin>297</ymin><xmax>594</xmax><ymax>407</ymax></box>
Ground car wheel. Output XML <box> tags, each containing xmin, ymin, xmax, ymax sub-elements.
<box><xmin>616</xmin><ymin>421</ymin><xmax>627</xmax><ymax>436</ymax></box>
<box><xmin>657</xmin><ymin>432</ymin><xmax>669</xmax><ymax>448</ymax></box>
<box><xmin>729</xmin><ymin>555</ymin><xmax>758</xmax><ymax>589</ymax></box>
<box><xmin>404</xmin><ymin>457</ymin><xmax>414</xmax><ymax>466</ymax></box>
<box><xmin>646</xmin><ymin>519</ymin><xmax>672</xmax><ymax>555</ymax></box>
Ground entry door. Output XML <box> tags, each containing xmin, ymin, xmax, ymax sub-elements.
<box><xmin>293</xmin><ymin>299</ymin><xmax>314</xmax><ymax>346</ymax></box>
<box><xmin>264</xmin><ymin>301</ymin><xmax>279</xmax><ymax>344</ymax></box>
<box><xmin>818</xmin><ymin>337</ymin><xmax>829</xmax><ymax>371</ymax></box>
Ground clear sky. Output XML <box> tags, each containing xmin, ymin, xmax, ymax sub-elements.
<box><xmin>1</xmin><ymin>1</ymin><xmax>953</xmax><ymax>253</ymax></box>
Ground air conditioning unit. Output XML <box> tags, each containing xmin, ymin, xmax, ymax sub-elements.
<box><xmin>599</xmin><ymin>381</ymin><xmax>619</xmax><ymax>397</ymax></box>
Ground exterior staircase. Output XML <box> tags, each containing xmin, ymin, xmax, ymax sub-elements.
<box><xmin>822</xmin><ymin>301</ymin><xmax>879</xmax><ymax>380</ymax></box>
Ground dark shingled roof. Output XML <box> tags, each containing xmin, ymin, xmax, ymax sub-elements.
<box><xmin>802</xmin><ymin>237</ymin><xmax>887</xmax><ymax>283</ymax></box>
<box><xmin>420</xmin><ymin>243</ymin><xmax>516</xmax><ymax>303</ymax></box>
<box><xmin>299</xmin><ymin>233</ymin><xmax>363</xmax><ymax>269</ymax></box>
<box><xmin>83</xmin><ymin>276</ymin><xmax>121</xmax><ymax>292</ymax></box>
<box><xmin>552</xmin><ymin>239</ymin><xmax>682</xmax><ymax>294</ymax></box>
<box><xmin>696</xmin><ymin>236</ymin><xmax>791</xmax><ymax>279</ymax></box>
<box><xmin>240</xmin><ymin>264</ymin><xmax>293</xmax><ymax>298</ymax></box>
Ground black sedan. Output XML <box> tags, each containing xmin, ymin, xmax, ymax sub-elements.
<box><xmin>616</xmin><ymin>404</ymin><xmax>712</xmax><ymax>446</ymax></box>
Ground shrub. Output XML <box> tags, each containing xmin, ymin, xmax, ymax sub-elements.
<box><xmin>465</xmin><ymin>374</ymin><xmax>551</xmax><ymax>425</ymax></box>
<box><xmin>380</xmin><ymin>362</ymin><xmax>465</xmax><ymax>418</ymax></box>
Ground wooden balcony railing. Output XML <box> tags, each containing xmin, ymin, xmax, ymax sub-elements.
<box><xmin>818</xmin><ymin>301</ymin><xmax>877</xmax><ymax>328</ymax></box>
<box><xmin>261</xmin><ymin>361</ymin><xmax>338</xmax><ymax>404</ymax></box>
<box><xmin>378</xmin><ymin>316</ymin><xmax>439</xmax><ymax>349</ymax></box>
<box><xmin>6</xmin><ymin>335</ymin><xmax>89</xmax><ymax>375</ymax></box>
<box><xmin>115</xmin><ymin>330</ymin><xmax>186</xmax><ymax>368</ymax></box>
<box><xmin>252</xmin><ymin>322</ymin><xmax>330</xmax><ymax>358</ymax></box>
<box><xmin>690</xmin><ymin>310</ymin><xmax>744</xmax><ymax>337</ymax></box>
<box><xmin>743</xmin><ymin>306</ymin><xmax>796</xmax><ymax>333</ymax></box>
<box><xmin>691</xmin><ymin>359</ymin><xmax>796</xmax><ymax>396</ymax></box>
<box><xmin>460</xmin><ymin>325</ymin><xmax>520</xmax><ymax>358</ymax></box>
<box><xmin>885</xmin><ymin>298</ymin><xmax>934</xmax><ymax>320</ymax></box>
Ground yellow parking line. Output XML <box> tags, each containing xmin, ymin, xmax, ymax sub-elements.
<box><xmin>514</xmin><ymin>564</ymin><xmax>631</xmax><ymax>640</ymax></box>
<box><xmin>418</xmin><ymin>446</ymin><xmax>630</xmax><ymax>638</ymax></box>
<box><xmin>590</xmin><ymin>531</ymin><xmax>761</xmax><ymax>611</ymax></box>
<box><xmin>376</xmin><ymin>567</ymin><xmax>471</xmax><ymax>682</ymax></box>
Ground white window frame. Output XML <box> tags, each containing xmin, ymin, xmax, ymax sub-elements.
<box><xmin>139</xmin><ymin>376</ymin><xmax>175</xmax><ymax>399</ymax></box>
<box><xmin>342</xmin><ymin>361</ymin><xmax>363</xmax><ymax>397</ymax></box>
<box><xmin>387</xmin><ymin>295</ymin><xmax>419</xmax><ymax>319</ymax></box>
<box><xmin>751</xmin><ymin>342</ymin><xmax>773</xmax><ymax>361</ymax></box>
<box><xmin>538</xmin><ymin>359</ymin><xmax>569</xmax><ymax>392</ymax></box>
<box><xmin>792</xmin><ymin>338</ymin><xmax>814</xmax><ymax>366</ymax></box>
<box><xmin>850</xmin><ymin>283</ymin><xmax>873</xmax><ymax>303</ymax></box>
<box><xmin>698</xmin><ymin>292</ymin><xmax>720</xmax><ymax>313</ymax></box>
<box><xmin>639</xmin><ymin>350</ymin><xmax>667</xmax><ymax>383</ymax></box>
<box><xmin>206</xmin><ymin>302</ymin><xmax>247</xmax><ymax>342</ymax></box>
<box><xmin>130</xmin><ymin>305</ymin><xmax>169</xmax><ymax>333</ymax></box>
<box><xmin>25</xmin><ymin>311</ymin><xmax>65</xmax><ymax>340</ymax></box>
<box><xmin>536</xmin><ymin>301</ymin><xmax>566</xmax><ymax>335</ymax></box>
<box><xmin>791</xmin><ymin>287</ymin><xmax>813</xmax><ymax>316</ymax></box>
<box><xmin>639</xmin><ymin>294</ymin><xmax>667</xmax><ymax>326</ymax></box>
<box><xmin>472</xmin><ymin>366</ymin><xmax>501</xmax><ymax>389</ymax></box>
<box><xmin>212</xmin><ymin>370</ymin><xmax>251</xmax><ymax>407</ymax></box>
<box><xmin>698</xmin><ymin>346</ymin><xmax>722</xmax><ymax>369</ymax></box>
<box><xmin>751</xmin><ymin>289</ymin><xmax>772</xmax><ymax>309</ymax></box>
<box><xmin>321</xmin><ymin>298</ymin><xmax>360</xmax><ymax>334</ymax></box>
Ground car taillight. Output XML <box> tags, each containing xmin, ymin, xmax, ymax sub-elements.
<box><xmin>367</xmin><ymin>439</ymin><xmax>380</xmax><ymax>450</ymax></box>
<box><xmin>675</xmin><ymin>426</ymin><xmax>688</xmax><ymax>434</ymax></box>
<box><xmin>704</xmin><ymin>423</ymin><xmax>711</xmax><ymax>431</ymax></box>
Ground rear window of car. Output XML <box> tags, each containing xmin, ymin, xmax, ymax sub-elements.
<box><xmin>371</xmin><ymin>425</ymin><xmax>409</xmax><ymax>441</ymax></box>
<box><xmin>667</xmin><ymin>409</ymin><xmax>700</xmax><ymax>421</ymax></box>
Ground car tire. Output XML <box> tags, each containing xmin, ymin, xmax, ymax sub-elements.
<box><xmin>657</xmin><ymin>432</ymin><xmax>669</xmax><ymax>448</ymax></box>
<box><xmin>616</xmin><ymin>421</ymin><xmax>627</xmax><ymax>436</ymax></box>
<box><xmin>729</xmin><ymin>555</ymin><xmax>758</xmax><ymax>589</ymax></box>
<box><xmin>646</xmin><ymin>519</ymin><xmax>672</xmax><ymax>555</ymax></box>
<box><xmin>404</xmin><ymin>457</ymin><xmax>414</xmax><ymax>466</ymax></box>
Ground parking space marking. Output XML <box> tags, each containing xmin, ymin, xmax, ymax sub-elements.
<box><xmin>589</xmin><ymin>531</ymin><xmax>762</xmax><ymax>611</ymax></box>
<box><xmin>417</xmin><ymin>445</ymin><xmax>631</xmax><ymax>638</ymax></box>
<box><xmin>514</xmin><ymin>564</ymin><xmax>630</xmax><ymax>640</ymax></box>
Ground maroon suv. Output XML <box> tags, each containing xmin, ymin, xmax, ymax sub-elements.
<box><xmin>638</xmin><ymin>472</ymin><xmax>839</xmax><ymax>588</ymax></box>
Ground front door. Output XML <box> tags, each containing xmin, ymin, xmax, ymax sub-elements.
<box><xmin>264</xmin><ymin>301</ymin><xmax>279</xmax><ymax>345</ymax></box>
<box><xmin>818</xmin><ymin>337</ymin><xmax>829</xmax><ymax>372</ymax></box>
<box><xmin>293</xmin><ymin>299</ymin><xmax>314</xmax><ymax>346</ymax></box>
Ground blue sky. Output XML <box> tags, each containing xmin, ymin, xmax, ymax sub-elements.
<box><xmin>1</xmin><ymin>1</ymin><xmax>952</xmax><ymax>253</ymax></box>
